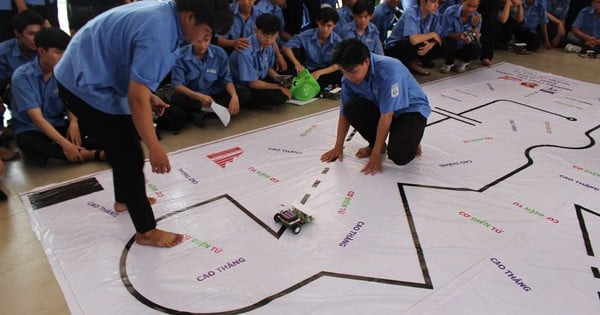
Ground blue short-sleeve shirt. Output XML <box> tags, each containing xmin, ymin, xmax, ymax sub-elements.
<box><xmin>340</xmin><ymin>54</ymin><xmax>431</xmax><ymax>119</ymax></box>
<box><xmin>11</xmin><ymin>58</ymin><xmax>66</xmax><ymax>136</ymax></box>
<box><xmin>372</xmin><ymin>3</ymin><xmax>403</xmax><ymax>42</ymax></box>
<box><xmin>546</xmin><ymin>0</ymin><xmax>570</xmax><ymax>20</ymax></box>
<box><xmin>54</xmin><ymin>1</ymin><xmax>184</xmax><ymax>115</ymax></box>
<box><xmin>254</xmin><ymin>0</ymin><xmax>285</xmax><ymax>31</ymax></box>
<box><xmin>229</xmin><ymin>34</ymin><xmax>276</xmax><ymax>84</ymax></box>
<box><xmin>384</xmin><ymin>6</ymin><xmax>441</xmax><ymax>49</ymax></box>
<box><xmin>171</xmin><ymin>44</ymin><xmax>232</xmax><ymax>96</ymax></box>
<box><xmin>284</xmin><ymin>28</ymin><xmax>342</xmax><ymax>70</ymax></box>
<box><xmin>218</xmin><ymin>3</ymin><xmax>259</xmax><ymax>40</ymax></box>
<box><xmin>0</xmin><ymin>0</ymin><xmax>13</xmax><ymax>10</ymax></box>
<box><xmin>441</xmin><ymin>4</ymin><xmax>482</xmax><ymax>48</ymax></box>
<box><xmin>0</xmin><ymin>38</ymin><xmax>37</xmax><ymax>82</ymax></box>
<box><xmin>521</xmin><ymin>0</ymin><xmax>548</xmax><ymax>33</ymax></box>
<box><xmin>572</xmin><ymin>6</ymin><xmax>600</xmax><ymax>38</ymax></box>
<box><xmin>334</xmin><ymin>6</ymin><xmax>354</xmax><ymax>36</ymax></box>
<box><xmin>342</xmin><ymin>22</ymin><xmax>384</xmax><ymax>55</ymax></box>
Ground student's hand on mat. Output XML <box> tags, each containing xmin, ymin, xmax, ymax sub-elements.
<box><xmin>233</xmin><ymin>38</ymin><xmax>250</xmax><ymax>51</ymax></box>
<box><xmin>321</xmin><ymin>148</ymin><xmax>343</xmax><ymax>162</ymax></box>
<box><xmin>361</xmin><ymin>154</ymin><xmax>383</xmax><ymax>175</ymax></box>
<box><xmin>150</xmin><ymin>94</ymin><xmax>169</xmax><ymax>117</ymax></box>
<box><xmin>66</xmin><ymin>122</ymin><xmax>82</xmax><ymax>146</ymax></box>
<box><xmin>63</xmin><ymin>143</ymin><xmax>84</xmax><ymax>162</ymax></box>
<box><xmin>149</xmin><ymin>146</ymin><xmax>171</xmax><ymax>174</ymax></box>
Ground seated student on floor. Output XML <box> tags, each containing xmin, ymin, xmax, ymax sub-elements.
<box><xmin>170</xmin><ymin>36</ymin><xmax>251</xmax><ymax>128</ymax></box>
<box><xmin>497</xmin><ymin>0</ymin><xmax>547</xmax><ymax>53</ymax></box>
<box><xmin>335</xmin><ymin>0</ymin><xmax>357</xmax><ymax>36</ymax></box>
<box><xmin>230</xmin><ymin>13</ymin><xmax>291</xmax><ymax>110</ymax></box>
<box><xmin>372</xmin><ymin>0</ymin><xmax>402</xmax><ymax>43</ymax></box>
<box><xmin>341</xmin><ymin>0</ymin><xmax>384</xmax><ymax>55</ymax></box>
<box><xmin>383</xmin><ymin>0</ymin><xmax>443</xmax><ymax>75</ymax></box>
<box><xmin>321</xmin><ymin>39</ymin><xmax>430</xmax><ymax>175</ymax></box>
<box><xmin>564</xmin><ymin>0</ymin><xmax>600</xmax><ymax>55</ymax></box>
<box><xmin>253</xmin><ymin>0</ymin><xmax>291</xmax><ymax>71</ymax></box>
<box><xmin>439</xmin><ymin>0</ymin><xmax>482</xmax><ymax>73</ymax></box>
<box><xmin>545</xmin><ymin>0</ymin><xmax>570</xmax><ymax>48</ymax></box>
<box><xmin>11</xmin><ymin>28</ymin><xmax>104</xmax><ymax>165</ymax></box>
<box><xmin>282</xmin><ymin>7</ymin><xmax>343</xmax><ymax>89</ymax></box>
<box><xmin>215</xmin><ymin>0</ymin><xmax>260</xmax><ymax>54</ymax></box>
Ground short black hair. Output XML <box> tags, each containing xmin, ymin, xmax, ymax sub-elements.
<box><xmin>35</xmin><ymin>27</ymin><xmax>71</xmax><ymax>50</ymax></box>
<box><xmin>176</xmin><ymin>0</ymin><xmax>234</xmax><ymax>35</ymax></box>
<box><xmin>352</xmin><ymin>0</ymin><xmax>375</xmax><ymax>15</ymax></box>
<box><xmin>12</xmin><ymin>9</ymin><xmax>44</xmax><ymax>33</ymax></box>
<box><xmin>255</xmin><ymin>13</ymin><xmax>281</xmax><ymax>35</ymax></box>
<box><xmin>318</xmin><ymin>7</ymin><xmax>339</xmax><ymax>24</ymax></box>
<box><xmin>332</xmin><ymin>38</ymin><xmax>370</xmax><ymax>69</ymax></box>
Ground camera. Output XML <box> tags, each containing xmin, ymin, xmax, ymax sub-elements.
<box><xmin>464</xmin><ymin>31</ymin><xmax>480</xmax><ymax>46</ymax></box>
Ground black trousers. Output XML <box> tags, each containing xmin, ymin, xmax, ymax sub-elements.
<box><xmin>171</xmin><ymin>88</ymin><xmax>251</xmax><ymax>112</ymax></box>
<box><xmin>16</xmin><ymin>125</ymin><xmax>69</xmax><ymax>163</ymax></box>
<box><xmin>287</xmin><ymin>48</ymin><xmax>342</xmax><ymax>88</ymax></box>
<box><xmin>58</xmin><ymin>83</ymin><xmax>156</xmax><ymax>233</ymax></box>
<box><xmin>343</xmin><ymin>97</ymin><xmax>427</xmax><ymax>166</ymax></box>
<box><xmin>498</xmin><ymin>17</ymin><xmax>541</xmax><ymax>51</ymax></box>
<box><xmin>443</xmin><ymin>39</ymin><xmax>482</xmax><ymax>64</ymax></box>
<box><xmin>28</xmin><ymin>1</ymin><xmax>59</xmax><ymax>27</ymax></box>
<box><xmin>384</xmin><ymin>40</ymin><xmax>443</xmax><ymax>65</ymax></box>
<box><xmin>478</xmin><ymin>0</ymin><xmax>498</xmax><ymax>60</ymax></box>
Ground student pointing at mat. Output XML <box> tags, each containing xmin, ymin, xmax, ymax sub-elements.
<box><xmin>321</xmin><ymin>39</ymin><xmax>430</xmax><ymax>175</ymax></box>
<box><xmin>54</xmin><ymin>0</ymin><xmax>233</xmax><ymax>248</ymax></box>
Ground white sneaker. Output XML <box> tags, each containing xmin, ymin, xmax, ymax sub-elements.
<box><xmin>454</xmin><ymin>61</ymin><xmax>469</xmax><ymax>73</ymax></box>
<box><xmin>439</xmin><ymin>64</ymin><xmax>453</xmax><ymax>74</ymax></box>
<box><xmin>564</xmin><ymin>43</ymin><xmax>582</xmax><ymax>53</ymax></box>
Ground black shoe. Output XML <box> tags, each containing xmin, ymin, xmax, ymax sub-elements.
<box><xmin>189</xmin><ymin>112</ymin><xmax>204</xmax><ymax>128</ymax></box>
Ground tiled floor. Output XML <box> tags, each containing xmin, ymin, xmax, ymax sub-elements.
<box><xmin>0</xmin><ymin>48</ymin><xmax>598</xmax><ymax>314</ymax></box>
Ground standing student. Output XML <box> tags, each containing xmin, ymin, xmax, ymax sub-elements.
<box><xmin>54</xmin><ymin>0</ymin><xmax>233</xmax><ymax>248</ymax></box>
<box><xmin>321</xmin><ymin>39</ymin><xmax>430</xmax><ymax>175</ymax></box>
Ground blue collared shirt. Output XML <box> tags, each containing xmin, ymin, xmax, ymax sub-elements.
<box><xmin>384</xmin><ymin>6</ymin><xmax>442</xmax><ymax>49</ymax></box>
<box><xmin>229</xmin><ymin>34</ymin><xmax>276</xmax><ymax>84</ymax></box>
<box><xmin>546</xmin><ymin>0</ymin><xmax>570</xmax><ymax>20</ymax></box>
<box><xmin>285</xmin><ymin>28</ymin><xmax>342</xmax><ymax>70</ymax></box>
<box><xmin>572</xmin><ymin>6</ymin><xmax>600</xmax><ymax>38</ymax></box>
<box><xmin>334</xmin><ymin>6</ymin><xmax>354</xmax><ymax>37</ymax></box>
<box><xmin>521</xmin><ymin>0</ymin><xmax>548</xmax><ymax>33</ymax></box>
<box><xmin>372</xmin><ymin>3</ymin><xmax>403</xmax><ymax>42</ymax></box>
<box><xmin>218</xmin><ymin>2</ymin><xmax>259</xmax><ymax>40</ymax></box>
<box><xmin>441</xmin><ymin>4</ymin><xmax>481</xmax><ymax>48</ymax></box>
<box><xmin>54</xmin><ymin>0</ymin><xmax>184</xmax><ymax>115</ymax></box>
<box><xmin>254</xmin><ymin>0</ymin><xmax>285</xmax><ymax>31</ymax></box>
<box><xmin>171</xmin><ymin>44</ymin><xmax>232</xmax><ymax>96</ymax></box>
<box><xmin>342</xmin><ymin>22</ymin><xmax>384</xmax><ymax>55</ymax></box>
<box><xmin>11</xmin><ymin>57</ymin><xmax>65</xmax><ymax>136</ymax></box>
<box><xmin>0</xmin><ymin>38</ymin><xmax>37</xmax><ymax>81</ymax></box>
<box><xmin>341</xmin><ymin>54</ymin><xmax>430</xmax><ymax>119</ymax></box>
<box><xmin>0</xmin><ymin>0</ymin><xmax>13</xmax><ymax>10</ymax></box>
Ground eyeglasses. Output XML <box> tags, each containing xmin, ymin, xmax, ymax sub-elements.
<box><xmin>257</xmin><ymin>31</ymin><xmax>278</xmax><ymax>42</ymax></box>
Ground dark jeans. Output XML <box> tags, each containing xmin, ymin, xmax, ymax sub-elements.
<box><xmin>478</xmin><ymin>0</ymin><xmax>498</xmax><ymax>60</ymax></box>
<box><xmin>284</xmin><ymin>0</ymin><xmax>320</xmax><ymax>35</ymax></box>
<box><xmin>497</xmin><ymin>17</ymin><xmax>541</xmax><ymax>51</ymax></box>
<box><xmin>443</xmin><ymin>38</ymin><xmax>482</xmax><ymax>65</ymax></box>
<box><xmin>343</xmin><ymin>97</ymin><xmax>427</xmax><ymax>166</ymax></box>
<box><xmin>384</xmin><ymin>40</ymin><xmax>443</xmax><ymax>66</ymax></box>
<box><xmin>58</xmin><ymin>83</ymin><xmax>156</xmax><ymax>233</ymax></box>
<box><xmin>16</xmin><ymin>125</ymin><xmax>69</xmax><ymax>163</ymax></box>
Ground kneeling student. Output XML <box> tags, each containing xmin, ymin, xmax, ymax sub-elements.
<box><xmin>321</xmin><ymin>39</ymin><xmax>430</xmax><ymax>175</ymax></box>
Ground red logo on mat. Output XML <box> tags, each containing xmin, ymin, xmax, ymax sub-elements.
<box><xmin>207</xmin><ymin>147</ymin><xmax>244</xmax><ymax>169</ymax></box>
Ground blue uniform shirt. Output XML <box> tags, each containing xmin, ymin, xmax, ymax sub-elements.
<box><xmin>521</xmin><ymin>0</ymin><xmax>548</xmax><ymax>34</ymax></box>
<box><xmin>0</xmin><ymin>0</ymin><xmax>13</xmax><ymax>10</ymax></box>
<box><xmin>11</xmin><ymin>57</ymin><xmax>65</xmax><ymax>136</ymax></box>
<box><xmin>546</xmin><ymin>0</ymin><xmax>570</xmax><ymax>20</ymax></box>
<box><xmin>342</xmin><ymin>22</ymin><xmax>384</xmax><ymax>55</ymax></box>
<box><xmin>171</xmin><ymin>44</ymin><xmax>232</xmax><ymax>96</ymax></box>
<box><xmin>441</xmin><ymin>4</ymin><xmax>482</xmax><ymax>48</ymax></box>
<box><xmin>54</xmin><ymin>1</ymin><xmax>184</xmax><ymax>115</ymax></box>
<box><xmin>284</xmin><ymin>28</ymin><xmax>342</xmax><ymax>70</ymax></box>
<box><xmin>572</xmin><ymin>6</ymin><xmax>600</xmax><ymax>38</ymax></box>
<box><xmin>384</xmin><ymin>6</ymin><xmax>442</xmax><ymax>49</ymax></box>
<box><xmin>334</xmin><ymin>6</ymin><xmax>354</xmax><ymax>36</ymax></box>
<box><xmin>218</xmin><ymin>3</ymin><xmax>259</xmax><ymax>40</ymax></box>
<box><xmin>372</xmin><ymin>2</ymin><xmax>403</xmax><ymax>42</ymax></box>
<box><xmin>340</xmin><ymin>54</ymin><xmax>431</xmax><ymax>119</ymax></box>
<box><xmin>229</xmin><ymin>34</ymin><xmax>276</xmax><ymax>84</ymax></box>
<box><xmin>254</xmin><ymin>0</ymin><xmax>285</xmax><ymax>31</ymax></box>
<box><xmin>0</xmin><ymin>38</ymin><xmax>37</xmax><ymax>81</ymax></box>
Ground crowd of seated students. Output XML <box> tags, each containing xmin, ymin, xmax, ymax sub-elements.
<box><xmin>0</xmin><ymin>0</ymin><xmax>597</xmax><ymax>201</ymax></box>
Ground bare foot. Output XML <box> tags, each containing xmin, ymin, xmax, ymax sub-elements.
<box><xmin>135</xmin><ymin>228</ymin><xmax>183</xmax><ymax>247</ymax></box>
<box><xmin>355</xmin><ymin>146</ymin><xmax>372</xmax><ymax>158</ymax></box>
<box><xmin>114</xmin><ymin>197</ymin><xmax>157</xmax><ymax>212</ymax></box>
<box><xmin>415</xmin><ymin>144</ymin><xmax>423</xmax><ymax>158</ymax></box>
